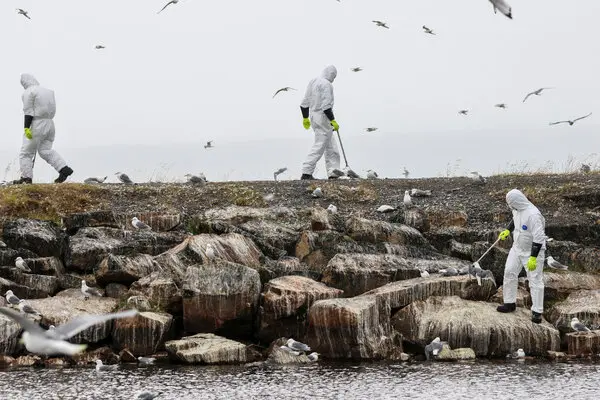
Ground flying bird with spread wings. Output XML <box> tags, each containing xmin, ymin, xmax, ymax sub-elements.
<box><xmin>351</xmin><ymin>67</ymin><xmax>363</xmax><ymax>72</ymax></box>
<box><xmin>365</xmin><ymin>127</ymin><xmax>378</xmax><ymax>132</ymax></box>
<box><xmin>204</xmin><ymin>141</ymin><xmax>213</xmax><ymax>149</ymax></box>
<box><xmin>458</xmin><ymin>110</ymin><xmax>469</xmax><ymax>115</ymax></box>
<box><xmin>523</xmin><ymin>87</ymin><xmax>553</xmax><ymax>103</ymax></box>
<box><xmin>549</xmin><ymin>113</ymin><xmax>592</xmax><ymax>126</ymax></box>
<box><xmin>422</xmin><ymin>26</ymin><xmax>435</xmax><ymax>35</ymax></box>
<box><xmin>157</xmin><ymin>0</ymin><xmax>179</xmax><ymax>14</ymax></box>
<box><xmin>489</xmin><ymin>0</ymin><xmax>512</xmax><ymax>19</ymax></box>
<box><xmin>16</xmin><ymin>9</ymin><xmax>31</xmax><ymax>20</ymax></box>
<box><xmin>273</xmin><ymin>87</ymin><xmax>296</xmax><ymax>98</ymax></box>
<box><xmin>372</xmin><ymin>21</ymin><xmax>389</xmax><ymax>29</ymax></box>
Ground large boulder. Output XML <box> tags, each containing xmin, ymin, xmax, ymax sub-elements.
<box><xmin>65</xmin><ymin>227</ymin><xmax>187</xmax><ymax>273</ymax></box>
<box><xmin>392</xmin><ymin>296</ymin><xmax>560</xmax><ymax>357</ymax></box>
<box><xmin>0</xmin><ymin>248</ymin><xmax>38</xmax><ymax>267</ymax></box>
<box><xmin>543</xmin><ymin>272</ymin><xmax>600</xmax><ymax>301</ymax></box>
<box><xmin>491</xmin><ymin>285</ymin><xmax>532</xmax><ymax>308</ymax></box>
<box><xmin>129</xmin><ymin>272</ymin><xmax>182</xmax><ymax>315</ymax></box>
<box><xmin>361</xmin><ymin>275</ymin><xmax>497</xmax><ymax>310</ymax></box>
<box><xmin>5</xmin><ymin>271</ymin><xmax>60</xmax><ymax>298</ymax></box>
<box><xmin>112</xmin><ymin>312</ymin><xmax>173</xmax><ymax>356</ymax></box>
<box><xmin>154</xmin><ymin>233</ymin><xmax>263</xmax><ymax>286</ymax></box>
<box><xmin>306</xmin><ymin>295</ymin><xmax>400</xmax><ymax>359</ymax></box>
<box><xmin>95</xmin><ymin>254</ymin><xmax>162</xmax><ymax>286</ymax></box>
<box><xmin>0</xmin><ymin>314</ymin><xmax>23</xmax><ymax>356</ymax></box>
<box><xmin>566</xmin><ymin>331</ymin><xmax>600</xmax><ymax>356</ymax></box>
<box><xmin>259</xmin><ymin>276</ymin><xmax>343</xmax><ymax>343</ymax></box>
<box><xmin>164</xmin><ymin>333</ymin><xmax>259</xmax><ymax>365</ymax></box>
<box><xmin>116</xmin><ymin>212</ymin><xmax>182</xmax><ymax>233</ymax></box>
<box><xmin>310</xmin><ymin>207</ymin><xmax>331</xmax><ymax>231</ymax></box>
<box><xmin>256</xmin><ymin>257</ymin><xmax>318</xmax><ymax>283</ymax></box>
<box><xmin>62</xmin><ymin>211</ymin><xmax>120</xmax><ymax>233</ymax></box>
<box><xmin>182</xmin><ymin>260</ymin><xmax>261</xmax><ymax>338</ymax></box>
<box><xmin>571</xmin><ymin>247</ymin><xmax>600</xmax><ymax>273</ymax></box>
<box><xmin>345</xmin><ymin>217</ymin><xmax>431</xmax><ymax>248</ymax></box>
<box><xmin>0</xmin><ymin>276</ymin><xmax>55</xmax><ymax>300</ymax></box>
<box><xmin>321</xmin><ymin>254</ymin><xmax>422</xmax><ymax>297</ymax></box>
<box><xmin>2</xmin><ymin>219</ymin><xmax>67</xmax><ymax>258</ymax></box>
<box><xmin>27</xmin><ymin>290</ymin><xmax>120</xmax><ymax>343</ymax></box>
<box><xmin>547</xmin><ymin>290</ymin><xmax>600</xmax><ymax>334</ymax></box>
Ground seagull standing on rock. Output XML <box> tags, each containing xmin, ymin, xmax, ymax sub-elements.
<box><xmin>403</xmin><ymin>191</ymin><xmax>412</xmax><ymax>208</ymax></box>
<box><xmin>132</xmin><ymin>217</ymin><xmax>152</xmax><ymax>230</ymax></box>
<box><xmin>327</xmin><ymin>204</ymin><xmax>338</xmax><ymax>214</ymax></box>
<box><xmin>286</xmin><ymin>338</ymin><xmax>311</xmax><ymax>352</ymax></box>
<box><xmin>307</xmin><ymin>352</ymin><xmax>320</xmax><ymax>362</ymax></box>
<box><xmin>5</xmin><ymin>290</ymin><xmax>21</xmax><ymax>306</ymax></box>
<box><xmin>205</xmin><ymin>243</ymin><xmax>216</xmax><ymax>260</ymax></box>
<box><xmin>571</xmin><ymin>317</ymin><xmax>590</xmax><ymax>332</ymax></box>
<box><xmin>546</xmin><ymin>256</ymin><xmax>568</xmax><ymax>270</ymax></box>
<box><xmin>18</xmin><ymin>300</ymin><xmax>41</xmax><ymax>317</ymax></box>
<box><xmin>81</xmin><ymin>280</ymin><xmax>103</xmax><ymax>300</ymax></box>
<box><xmin>14</xmin><ymin>257</ymin><xmax>32</xmax><ymax>273</ymax></box>
<box><xmin>115</xmin><ymin>172</ymin><xmax>134</xmax><ymax>184</ymax></box>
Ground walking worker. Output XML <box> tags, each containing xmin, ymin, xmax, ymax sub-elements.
<box><xmin>299</xmin><ymin>65</ymin><xmax>343</xmax><ymax>180</ymax></box>
<box><xmin>13</xmin><ymin>73</ymin><xmax>73</xmax><ymax>184</ymax></box>
<box><xmin>496</xmin><ymin>189</ymin><xmax>547</xmax><ymax>324</ymax></box>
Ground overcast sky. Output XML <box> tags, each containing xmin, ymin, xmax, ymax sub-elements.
<box><xmin>1</xmin><ymin>0</ymin><xmax>599</xmax><ymax>182</ymax></box>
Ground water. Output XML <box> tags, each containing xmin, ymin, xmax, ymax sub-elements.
<box><xmin>0</xmin><ymin>360</ymin><xmax>598</xmax><ymax>400</ymax></box>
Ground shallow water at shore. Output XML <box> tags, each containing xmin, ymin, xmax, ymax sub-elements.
<box><xmin>0</xmin><ymin>360</ymin><xmax>598</xmax><ymax>400</ymax></box>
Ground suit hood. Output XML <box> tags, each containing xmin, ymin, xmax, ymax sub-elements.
<box><xmin>506</xmin><ymin>189</ymin><xmax>532</xmax><ymax>211</ymax></box>
<box><xmin>21</xmin><ymin>73</ymin><xmax>39</xmax><ymax>89</ymax></box>
<box><xmin>321</xmin><ymin>65</ymin><xmax>337</xmax><ymax>83</ymax></box>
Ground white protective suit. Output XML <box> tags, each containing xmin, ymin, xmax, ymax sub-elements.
<box><xmin>503</xmin><ymin>189</ymin><xmax>547</xmax><ymax>313</ymax></box>
<box><xmin>19</xmin><ymin>73</ymin><xmax>67</xmax><ymax>179</ymax></box>
<box><xmin>300</xmin><ymin>65</ymin><xmax>341</xmax><ymax>177</ymax></box>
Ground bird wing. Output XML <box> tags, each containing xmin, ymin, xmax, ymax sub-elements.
<box><xmin>85</xmin><ymin>286</ymin><xmax>103</xmax><ymax>296</ymax></box>
<box><xmin>120</xmin><ymin>174</ymin><xmax>133</xmax><ymax>184</ymax></box>
<box><xmin>549</xmin><ymin>121</ymin><xmax>569</xmax><ymax>126</ymax></box>
<box><xmin>0</xmin><ymin>307</ymin><xmax>45</xmax><ymax>334</ymax></box>
<box><xmin>272</xmin><ymin>89</ymin><xmax>284</xmax><ymax>98</ymax></box>
<box><xmin>138</xmin><ymin>221</ymin><xmax>151</xmax><ymax>230</ymax></box>
<box><xmin>573</xmin><ymin>113</ymin><xmax>592</xmax><ymax>122</ymax></box>
<box><xmin>49</xmin><ymin>309</ymin><xmax>138</xmax><ymax>340</ymax></box>
<box><xmin>157</xmin><ymin>1</ymin><xmax>174</xmax><ymax>13</ymax></box>
<box><xmin>574</xmin><ymin>322</ymin><xmax>590</xmax><ymax>331</ymax></box>
<box><xmin>522</xmin><ymin>93</ymin><xmax>533</xmax><ymax>103</ymax></box>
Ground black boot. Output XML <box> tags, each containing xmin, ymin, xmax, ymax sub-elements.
<box><xmin>55</xmin><ymin>166</ymin><xmax>74</xmax><ymax>183</ymax></box>
<box><xmin>12</xmin><ymin>177</ymin><xmax>32</xmax><ymax>185</ymax></box>
<box><xmin>328</xmin><ymin>176</ymin><xmax>339</xmax><ymax>180</ymax></box>
<box><xmin>531</xmin><ymin>311</ymin><xmax>542</xmax><ymax>324</ymax></box>
<box><xmin>496</xmin><ymin>303</ymin><xmax>516</xmax><ymax>313</ymax></box>
<box><xmin>300</xmin><ymin>174</ymin><xmax>315</xmax><ymax>180</ymax></box>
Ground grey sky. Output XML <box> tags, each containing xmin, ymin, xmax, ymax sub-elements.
<box><xmin>1</xmin><ymin>0</ymin><xmax>599</xmax><ymax>182</ymax></box>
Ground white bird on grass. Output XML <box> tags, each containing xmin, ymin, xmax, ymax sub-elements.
<box><xmin>81</xmin><ymin>280</ymin><xmax>103</xmax><ymax>300</ymax></box>
<box><xmin>14</xmin><ymin>257</ymin><xmax>32</xmax><ymax>273</ymax></box>
<box><xmin>131</xmin><ymin>217</ymin><xmax>152</xmax><ymax>230</ymax></box>
<box><xmin>0</xmin><ymin>307</ymin><xmax>138</xmax><ymax>356</ymax></box>
<box><xmin>157</xmin><ymin>0</ymin><xmax>179</xmax><ymax>14</ymax></box>
<box><xmin>571</xmin><ymin>317</ymin><xmax>590</xmax><ymax>332</ymax></box>
<box><xmin>286</xmin><ymin>338</ymin><xmax>311</xmax><ymax>352</ymax></box>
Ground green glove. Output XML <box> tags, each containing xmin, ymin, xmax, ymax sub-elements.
<box><xmin>24</xmin><ymin>128</ymin><xmax>32</xmax><ymax>140</ymax></box>
<box><xmin>303</xmin><ymin>118</ymin><xmax>311</xmax><ymax>130</ymax></box>
<box><xmin>498</xmin><ymin>229</ymin><xmax>510</xmax><ymax>241</ymax></box>
<box><xmin>330</xmin><ymin>120</ymin><xmax>340</xmax><ymax>132</ymax></box>
<box><xmin>527</xmin><ymin>256</ymin><xmax>537</xmax><ymax>271</ymax></box>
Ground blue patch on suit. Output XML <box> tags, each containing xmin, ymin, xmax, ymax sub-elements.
<box><xmin>522</xmin><ymin>225</ymin><xmax>528</xmax><ymax>230</ymax></box>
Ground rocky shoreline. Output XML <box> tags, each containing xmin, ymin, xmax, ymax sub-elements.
<box><xmin>0</xmin><ymin>174</ymin><xmax>599</xmax><ymax>367</ymax></box>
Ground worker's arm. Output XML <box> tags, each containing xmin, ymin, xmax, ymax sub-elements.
<box><xmin>529</xmin><ymin>214</ymin><xmax>546</xmax><ymax>257</ymax></box>
<box><xmin>498</xmin><ymin>220</ymin><xmax>515</xmax><ymax>241</ymax></box>
<box><xmin>24</xmin><ymin>115</ymin><xmax>33</xmax><ymax>129</ymax></box>
<box><xmin>23</xmin><ymin>88</ymin><xmax>35</xmax><ymax>128</ymax></box>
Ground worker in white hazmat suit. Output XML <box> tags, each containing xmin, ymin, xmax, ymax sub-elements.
<box><xmin>13</xmin><ymin>74</ymin><xmax>73</xmax><ymax>184</ymax></box>
<box><xmin>496</xmin><ymin>189</ymin><xmax>547</xmax><ymax>324</ymax></box>
<box><xmin>299</xmin><ymin>65</ymin><xmax>343</xmax><ymax>180</ymax></box>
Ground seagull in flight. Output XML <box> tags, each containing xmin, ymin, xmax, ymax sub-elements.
<box><xmin>273</xmin><ymin>167</ymin><xmax>287</xmax><ymax>181</ymax></box>
<box><xmin>0</xmin><ymin>307</ymin><xmax>138</xmax><ymax>356</ymax></box>
<box><xmin>549</xmin><ymin>113</ymin><xmax>592</xmax><ymax>126</ymax></box>
<box><xmin>422</xmin><ymin>26</ymin><xmax>436</xmax><ymax>35</ymax></box>
<box><xmin>351</xmin><ymin>67</ymin><xmax>363</xmax><ymax>72</ymax></box>
<box><xmin>495</xmin><ymin>103</ymin><xmax>507</xmax><ymax>109</ymax></box>
<box><xmin>16</xmin><ymin>9</ymin><xmax>31</xmax><ymax>20</ymax></box>
<box><xmin>95</xmin><ymin>45</ymin><xmax>106</xmax><ymax>50</ymax></box>
<box><xmin>489</xmin><ymin>0</ymin><xmax>512</xmax><ymax>19</ymax></box>
<box><xmin>458</xmin><ymin>110</ymin><xmax>469</xmax><ymax>115</ymax></box>
<box><xmin>403</xmin><ymin>167</ymin><xmax>410</xmax><ymax>178</ymax></box>
<box><xmin>273</xmin><ymin>87</ymin><xmax>296</xmax><ymax>98</ymax></box>
<box><xmin>365</xmin><ymin>127</ymin><xmax>378</xmax><ymax>132</ymax></box>
<box><xmin>523</xmin><ymin>87</ymin><xmax>553</xmax><ymax>103</ymax></box>
<box><xmin>204</xmin><ymin>141</ymin><xmax>214</xmax><ymax>149</ymax></box>
<box><xmin>157</xmin><ymin>0</ymin><xmax>179</xmax><ymax>14</ymax></box>
<box><xmin>372</xmin><ymin>21</ymin><xmax>389</xmax><ymax>29</ymax></box>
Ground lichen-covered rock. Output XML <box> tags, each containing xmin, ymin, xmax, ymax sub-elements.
<box><xmin>547</xmin><ymin>290</ymin><xmax>600</xmax><ymax>334</ymax></box>
<box><xmin>19</xmin><ymin>257</ymin><xmax>65</xmax><ymax>276</ymax></box>
<box><xmin>403</xmin><ymin>208</ymin><xmax>430</xmax><ymax>233</ymax></box>
<box><xmin>96</xmin><ymin>254</ymin><xmax>162</xmax><ymax>286</ymax></box>
<box><xmin>113</xmin><ymin>312</ymin><xmax>173</xmax><ymax>356</ymax></box>
<box><xmin>392</xmin><ymin>296</ymin><xmax>560</xmax><ymax>357</ymax></box>
<box><xmin>306</xmin><ymin>295</ymin><xmax>400</xmax><ymax>359</ymax></box>
<box><xmin>2</xmin><ymin>219</ymin><xmax>67</xmax><ymax>258</ymax></box>
<box><xmin>154</xmin><ymin>233</ymin><xmax>263</xmax><ymax>286</ymax></box>
<box><xmin>0</xmin><ymin>355</ymin><xmax>15</xmax><ymax>366</ymax></box>
<box><xmin>70</xmin><ymin>346</ymin><xmax>119</xmax><ymax>365</ymax></box>
<box><xmin>543</xmin><ymin>272</ymin><xmax>600</xmax><ymax>301</ymax></box>
<box><xmin>566</xmin><ymin>330</ymin><xmax>600</xmax><ymax>356</ymax></box>
<box><xmin>65</xmin><ymin>227</ymin><xmax>187</xmax><ymax>273</ymax></box>
<box><xmin>345</xmin><ymin>217</ymin><xmax>431</xmax><ymax>247</ymax></box>
<box><xmin>426</xmin><ymin>209</ymin><xmax>468</xmax><ymax>229</ymax></box>
<box><xmin>310</xmin><ymin>207</ymin><xmax>331</xmax><ymax>231</ymax></box>
<box><xmin>266</xmin><ymin>338</ymin><xmax>313</xmax><ymax>365</ymax></box>
<box><xmin>259</xmin><ymin>276</ymin><xmax>342</xmax><ymax>343</ymax></box>
<box><xmin>0</xmin><ymin>269</ymin><xmax>60</xmax><ymax>298</ymax></box>
<box><xmin>0</xmin><ymin>276</ymin><xmax>53</xmax><ymax>300</ymax></box>
<box><xmin>62</xmin><ymin>210</ymin><xmax>120</xmax><ymax>233</ymax></box>
<box><xmin>256</xmin><ymin>257</ymin><xmax>317</xmax><ymax>283</ymax></box>
<box><xmin>321</xmin><ymin>254</ymin><xmax>422</xmax><ymax>297</ymax></box>
<box><xmin>105</xmin><ymin>283</ymin><xmax>129</xmax><ymax>299</ymax></box>
<box><xmin>165</xmin><ymin>333</ymin><xmax>259</xmax><ymax>365</ymax></box>
<box><xmin>572</xmin><ymin>247</ymin><xmax>600</xmax><ymax>273</ymax></box>
<box><xmin>436</xmin><ymin>346</ymin><xmax>476</xmax><ymax>361</ymax></box>
<box><xmin>361</xmin><ymin>275</ymin><xmax>497</xmax><ymax>310</ymax></box>
<box><xmin>491</xmin><ymin>285</ymin><xmax>531</xmax><ymax>308</ymax></box>
<box><xmin>14</xmin><ymin>355</ymin><xmax>43</xmax><ymax>367</ymax></box>
<box><xmin>0</xmin><ymin>313</ymin><xmax>23</xmax><ymax>356</ymax></box>
<box><xmin>129</xmin><ymin>273</ymin><xmax>181</xmax><ymax>314</ymax></box>
<box><xmin>448</xmin><ymin>240</ymin><xmax>473</xmax><ymax>260</ymax></box>
<box><xmin>27</xmin><ymin>291</ymin><xmax>119</xmax><ymax>344</ymax></box>
<box><xmin>116</xmin><ymin>212</ymin><xmax>182</xmax><ymax>232</ymax></box>
<box><xmin>57</xmin><ymin>274</ymin><xmax>83</xmax><ymax>290</ymax></box>
<box><xmin>0</xmin><ymin>248</ymin><xmax>38</xmax><ymax>267</ymax></box>
<box><xmin>295</xmin><ymin>230</ymin><xmax>374</xmax><ymax>270</ymax></box>
<box><xmin>182</xmin><ymin>261</ymin><xmax>261</xmax><ymax>338</ymax></box>
<box><xmin>126</xmin><ymin>296</ymin><xmax>151</xmax><ymax>312</ymax></box>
